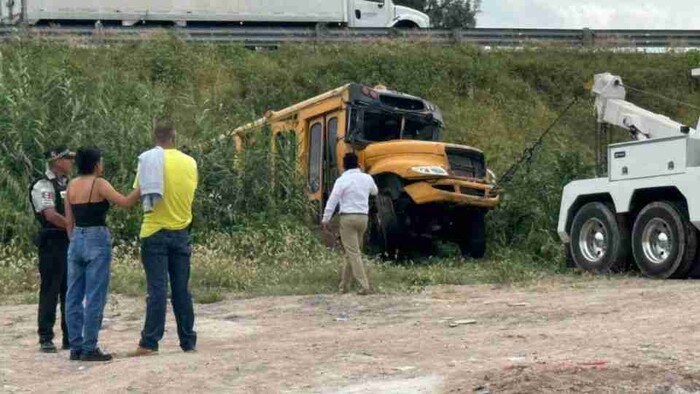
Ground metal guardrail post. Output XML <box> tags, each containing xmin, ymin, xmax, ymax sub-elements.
<box><xmin>582</xmin><ymin>28</ymin><xmax>594</xmax><ymax>47</ymax></box>
<box><xmin>451</xmin><ymin>28</ymin><xmax>462</xmax><ymax>44</ymax></box>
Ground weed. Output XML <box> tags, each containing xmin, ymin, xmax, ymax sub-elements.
<box><xmin>0</xmin><ymin>40</ymin><xmax>698</xmax><ymax>299</ymax></box>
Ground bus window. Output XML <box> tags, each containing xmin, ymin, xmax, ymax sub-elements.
<box><xmin>308</xmin><ymin>123</ymin><xmax>323</xmax><ymax>193</ymax></box>
<box><xmin>327</xmin><ymin>117</ymin><xmax>338</xmax><ymax>169</ymax></box>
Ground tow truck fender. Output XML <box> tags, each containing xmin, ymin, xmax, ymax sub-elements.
<box><xmin>558</xmin><ymin>168</ymin><xmax>700</xmax><ymax>243</ymax></box>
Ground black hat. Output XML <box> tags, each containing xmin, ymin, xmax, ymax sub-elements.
<box><xmin>44</xmin><ymin>146</ymin><xmax>76</xmax><ymax>162</ymax></box>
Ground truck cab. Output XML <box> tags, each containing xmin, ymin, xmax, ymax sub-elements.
<box><xmin>350</xmin><ymin>0</ymin><xmax>431</xmax><ymax>28</ymax></box>
<box><xmin>233</xmin><ymin>84</ymin><xmax>499</xmax><ymax>258</ymax></box>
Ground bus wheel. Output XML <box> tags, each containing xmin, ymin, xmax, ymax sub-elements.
<box><xmin>375</xmin><ymin>194</ymin><xmax>406</xmax><ymax>258</ymax></box>
<box><xmin>457</xmin><ymin>209</ymin><xmax>486</xmax><ymax>259</ymax></box>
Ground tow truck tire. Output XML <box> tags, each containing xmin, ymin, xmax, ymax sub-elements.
<box><xmin>686</xmin><ymin>228</ymin><xmax>700</xmax><ymax>278</ymax></box>
<box><xmin>569</xmin><ymin>202</ymin><xmax>630</xmax><ymax>273</ymax></box>
<box><xmin>458</xmin><ymin>209</ymin><xmax>487</xmax><ymax>259</ymax></box>
<box><xmin>564</xmin><ymin>244</ymin><xmax>575</xmax><ymax>268</ymax></box>
<box><xmin>632</xmin><ymin>202</ymin><xmax>697</xmax><ymax>279</ymax></box>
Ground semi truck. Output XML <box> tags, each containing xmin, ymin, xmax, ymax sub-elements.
<box><xmin>0</xmin><ymin>0</ymin><xmax>430</xmax><ymax>28</ymax></box>
<box><xmin>232</xmin><ymin>84</ymin><xmax>500</xmax><ymax>258</ymax></box>
<box><xmin>558</xmin><ymin>71</ymin><xmax>700</xmax><ymax>279</ymax></box>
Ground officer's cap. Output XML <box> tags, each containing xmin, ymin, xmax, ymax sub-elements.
<box><xmin>44</xmin><ymin>146</ymin><xmax>76</xmax><ymax>162</ymax></box>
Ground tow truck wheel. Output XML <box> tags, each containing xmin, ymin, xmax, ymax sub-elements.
<box><xmin>569</xmin><ymin>202</ymin><xmax>630</xmax><ymax>273</ymax></box>
<box><xmin>632</xmin><ymin>201</ymin><xmax>697</xmax><ymax>279</ymax></box>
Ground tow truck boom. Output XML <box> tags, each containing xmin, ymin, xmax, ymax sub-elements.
<box><xmin>593</xmin><ymin>73</ymin><xmax>699</xmax><ymax>141</ymax></box>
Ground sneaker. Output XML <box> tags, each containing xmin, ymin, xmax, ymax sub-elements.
<box><xmin>127</xmin><ymin>346</ymin><xmax>158</xmax><ymax>358</ymax></box>
<box><xmin>80</xmin><ymin>348</ymin><xmax>113</xmax><ymax>362</ymax></box>
<box><xmin>40</xmin><ymin>341</ymin><xmax>57</xmax><ymax>353</ymax></box>
<box><xmin>69</xmin><ymin>350</ymin><xmax>82</xmax><ymax>361</ymax></box>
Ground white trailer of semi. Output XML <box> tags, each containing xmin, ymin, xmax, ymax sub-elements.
<box><xmin>0</xmin><ymin>0</ymin><xmax>430</xmax><ymax>28</ymax></box>
<box><xmin>558</xmin><ymin>72</ymin><xmax>700</xmax><ymax>279</ymax></box>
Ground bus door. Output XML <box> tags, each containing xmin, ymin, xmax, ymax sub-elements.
<box><xmin>307</xmin><ymin>116</ymin><xmax>325</xmax><ymax>221</ymax></box>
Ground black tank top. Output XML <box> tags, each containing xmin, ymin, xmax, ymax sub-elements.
<box><xmin>71</xmin><ymin>178</ymin><xmax>110</xmax><ymax>228</ymax></box>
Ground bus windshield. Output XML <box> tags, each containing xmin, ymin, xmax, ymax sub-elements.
<box><xmin>350</xmin><ymin>109</ymin><xmax>441</xmax><ymax>143</ymax></box>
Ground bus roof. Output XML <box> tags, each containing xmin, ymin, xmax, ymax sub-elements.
<box><xmin>231</xmin><ymin>84</ymin><xmax>352</xmax><ymax>136</ymax></box>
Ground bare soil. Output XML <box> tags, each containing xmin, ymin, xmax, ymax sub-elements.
<box><xmin>3</xmin><ymin>278</ymin><xmax>700</xmax><ymax>393</ymax></box>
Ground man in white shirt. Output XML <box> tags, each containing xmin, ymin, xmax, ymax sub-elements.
<box><xmin>322</xmin><ymin>153</ymin><xmax>378</xmax><ymax>294</ymax></box>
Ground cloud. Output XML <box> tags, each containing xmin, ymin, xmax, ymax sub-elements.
<box><xmin>479</xmin><ymin>0</ymin><xmax>699</xmax><ymax>29</ymax></box>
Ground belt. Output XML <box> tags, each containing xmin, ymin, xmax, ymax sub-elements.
<box><xmin>340</xmin><ymin>213</ymin><xmax>368</xmax><ymax>216</ymax></box>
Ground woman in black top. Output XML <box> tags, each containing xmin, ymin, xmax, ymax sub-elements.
<box><xmin>64</xmin><ymin>147</ymin><xmax>140</xmax><ymax>362</ymax></box>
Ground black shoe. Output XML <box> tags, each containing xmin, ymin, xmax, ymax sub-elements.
<box><xmin>70</xmin><ymin>350</ymin><xmax>82</xmax><ymax>361</ymax></box>
<box><xmin>40</xmin><ymin>341</ymin><xmax>57</xmax><ymax>353</ymax></box>
<box><xmin>183</xmin><ymin>348</ymin><xmax>197</xmax><ymax>354</ymax></box>
<box><xmin>80</xmin><ymin>348</ymin><xmax>113</xmax><ymax>362</ymax></box>
<box><xmin>62</xmin><ymin>341</ymin><xmax>70</xmax><ymax>351</ymax></box>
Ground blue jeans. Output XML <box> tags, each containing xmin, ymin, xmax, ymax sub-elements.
<box><xmin>139</xmin><ymin>229</ymin><xmax>196</xmax><ymax>351</ymax></box>
<box><xmin>66</xmin><ymin>227</ymin><xmax>112</xmax><ymax>353</ymax></box>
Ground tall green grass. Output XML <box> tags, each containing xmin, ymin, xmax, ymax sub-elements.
<box><xmin>0</xmin><ymin>38</ymin><xmax>699</xmax><ymax>299</ymax></box>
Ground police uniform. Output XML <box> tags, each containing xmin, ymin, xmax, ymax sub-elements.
<box><xmin>29</xmin><ymin>152</ymin><xmax>71</xmax><ymax>350</ymax></box>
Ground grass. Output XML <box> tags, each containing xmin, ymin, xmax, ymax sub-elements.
<box><xmin>0</xmin><ymin>223</ymin><xmax>565</xmax><ymax>305</ymax></box>
<box><xmin>0</xmin><ymin>39</ymin><xmax>698</xmax><ymax>303</ymax></box>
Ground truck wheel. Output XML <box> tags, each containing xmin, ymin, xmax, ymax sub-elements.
<box><xmin>632</xmin><ymin>202</ymin><xmax>697</xmax><ymax>279</ymax></box>
<box><xmin>375</xmin><ymin>194</ymin><xmax>405</xmax><ymax>257</ymax></box>
<box><xmin>457</xmin><ymin>209</ymin><xmax>486</xmax><ymax>259</ymax></box>
<box><xmin>564</xmin><ymin>244</ymin><xmax>575</xmax><ymax>268</ymax></box>
<box><xmin>686</xmin><ymin>228</ymin><xmax>700</xmax><ymax>278</ymax></box>
<box><xmin>569</xmin><ymin>202</ymin><xmax>630</xmax><ymax>273</ymax></box>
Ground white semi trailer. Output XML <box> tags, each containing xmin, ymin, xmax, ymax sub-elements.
<box><xmin>0</xmin><ymin>0</ymin><xmax>430</xmax><ymax>28</ymax></box>
<box><xmin>558</xmin><ymin>72</ymin><xmax>700</xmax><ymax>279</ymax></box>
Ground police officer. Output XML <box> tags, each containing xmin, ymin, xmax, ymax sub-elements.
<box><xmin>29</xmin><ymin>146</ymin><xmax>75</xmax><ymax>353</ymax></box>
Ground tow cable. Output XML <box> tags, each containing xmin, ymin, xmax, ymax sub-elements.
<box><xmin>493</xmin><ymin>96</ymin><xmax>580</xmax><ymax>193</ymax></box>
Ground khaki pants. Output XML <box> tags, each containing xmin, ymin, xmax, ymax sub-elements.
<box><xmin>339</xmin><ymin>214</ymin><xmax>371</xmax><ymax>293</ymax></box>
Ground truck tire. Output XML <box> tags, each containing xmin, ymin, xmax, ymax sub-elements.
<box><xmin>458</xmin><ymin>210</ymin><xmax>486</xmax><ymax>259</ymax></box>
<box><xmin>686</xmin><ymin>228</ymin><xmax>700</xmax><ymax>278</ymax></box>
<box><xmin>632</xmin><ymin>201</ymin><xmax>697</xmax><ymax>279</ymax></box>
<box><xmin>569</xmin><ymin>202</ymin><xmax>630</xmax><ymax>273</ymax></box>
<box><xmin>564</xmin><ymin>243</ymin><xmax>575</xmax><ymax>268</ymax></box>
<box><xmin>375</xmin><ymin>194</ymin><xmax>405</xmax><ymax>257</ymax></box>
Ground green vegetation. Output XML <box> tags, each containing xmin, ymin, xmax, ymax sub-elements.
<box><xmin>1</xmin><ymin>37</ymin><xmax>699</xmax><ymax>302</ymax></box>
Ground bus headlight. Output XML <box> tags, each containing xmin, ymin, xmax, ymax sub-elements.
<box><xmin>411</xmin><ymin>166</ymin><xmax>449</xmax><ymax>176</ymax></box>
<box><xmin>487</xmin><ymin>169</ymin><xmax>497</xmax><ymax>185</ymax></box>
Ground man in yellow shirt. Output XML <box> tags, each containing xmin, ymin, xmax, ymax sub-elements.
<box><xmin>130</xmin><ymin>124</ymin><xmax>198</xmax><ymax>356</ymax></box>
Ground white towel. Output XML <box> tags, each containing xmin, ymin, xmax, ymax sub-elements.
<box><xmin>138</xmin><ymin>147</ymin><xmax>164</xmax><ymax>213</ymax></box>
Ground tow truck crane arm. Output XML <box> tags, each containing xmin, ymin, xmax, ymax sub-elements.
<box><xmin>592</xmin><ymin>73</ymin><xmax>699</xmax><ymax>141</ymax></box>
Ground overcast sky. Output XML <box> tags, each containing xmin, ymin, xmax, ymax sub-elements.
<box><xmin>478</xmin><ymin>0</ymin><xmax>700</xmax><ymax>29</ymax></box>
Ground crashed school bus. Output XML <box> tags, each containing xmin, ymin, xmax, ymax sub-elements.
<box><xmin>232</xmin><ymin>84</ymin><xmax>500</xmax><ymax>258</ymax></box>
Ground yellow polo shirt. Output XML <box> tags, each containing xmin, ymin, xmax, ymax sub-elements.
<box><xmin>136</xmin><ymin>149</ymin><xmax>198</xmax><ymax>239</ymax></box>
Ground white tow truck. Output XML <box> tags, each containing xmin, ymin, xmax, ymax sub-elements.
<box><xmin>558</xmin><ymin>71</ymin><xmax>700</xmax><ymax>279</ymax></box>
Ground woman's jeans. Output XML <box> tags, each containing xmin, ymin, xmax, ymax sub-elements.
<box><xmin>66</xmin><ymin>227</ymin><xmax>112</xmax><ymax>353</ymax></box>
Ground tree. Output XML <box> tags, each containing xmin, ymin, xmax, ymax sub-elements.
<box><xmin>394</xmin><ymin>0</ymin><xmax>481</xmax><ymax>29</ymax></box>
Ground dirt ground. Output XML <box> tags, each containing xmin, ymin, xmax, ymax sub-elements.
<box><xmin>3</xmin><ymin>278</ymin><xmax>700</xmax><ymax>393</ymax></box>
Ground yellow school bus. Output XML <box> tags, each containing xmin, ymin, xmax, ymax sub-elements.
<box><xmin>233</xmin><ymin>84</ymin><xmax>500</xmax><ymax>257</ymax></box>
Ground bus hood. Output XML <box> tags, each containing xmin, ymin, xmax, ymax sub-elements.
<box><xmin>361</xmin><ymin>140</ymin><xmax>487</xmax><ymax>180</ymax></box>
